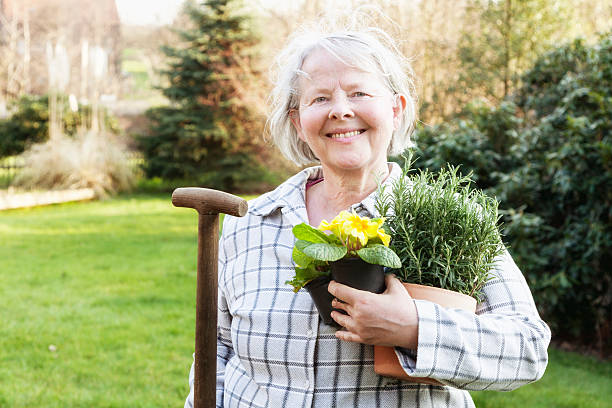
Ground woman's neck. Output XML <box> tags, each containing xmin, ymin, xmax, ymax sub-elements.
<box><xmin>306</xmin><ymin>162</ymin><xmax>390</xmax><ymax>226</ymax></box>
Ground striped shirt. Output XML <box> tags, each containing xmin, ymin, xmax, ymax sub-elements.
<box><xmin>185</xmin><ymin>162</ymin><xmax>551</xmax><ymax>407</ymax></box>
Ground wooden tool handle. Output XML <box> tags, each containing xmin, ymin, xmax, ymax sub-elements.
<box><xmin>172</xmin><ymin>187</ymin><xmax>248</xmax><ymax>408</ymax></box>
<box><xmin>172</xmin><ymin>187</ymin><xmax>248</xmax><ymax>216</ymax></box>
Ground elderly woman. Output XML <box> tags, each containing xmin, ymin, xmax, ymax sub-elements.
<box><xmin>185</xmin><ymin>25</ymin><xmax>550</xmax><ymax>408</ymax></box>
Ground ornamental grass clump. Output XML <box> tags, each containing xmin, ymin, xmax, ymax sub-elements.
<box><xmin>286</xmin><ymin>211</ymin><xmax>401</xmax><ymax>292</ymax></box>
<box><xmin>376</xmin><ymin>162</ymin><xmax>504</xmax><ymax>300</ymax></box>
<box><xmin>13</xmin><ymin>131</ymin><xmax>136</xmax><ymax>198</ymax></box>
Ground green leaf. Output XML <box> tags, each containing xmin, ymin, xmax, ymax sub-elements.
<box><xmin>292</xmin><ymin>246</ymin><xmax>313</xmax><ymax>268</ymax></box>
<box><xmin>357</xmin><ymin>244</ymin><xmax>402</xmax><ymax>268</ymax></box>
<box><xmin>301</xmin><ymin>242</ymin><xmax>347</xmax><ymax>261</ymax></box>
<box><xmin>292</xmin><ymin>223</ymin><xmax>331</xmax><ymax>243</ymax></box>
<box><xmin>295</xmin><ymin>239</ymin><xmax>313</xmax><ymax>253</ymax></box>
<box><xmin>285</xmin><ymin>265</ymin><xmax>327</xmax><ymax>293</ymax></box>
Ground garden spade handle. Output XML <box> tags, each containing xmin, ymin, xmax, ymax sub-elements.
<box><xmin>172</xmin><ymin>188</ymin><xmax>248</xmax><ymax>408</ymax></box>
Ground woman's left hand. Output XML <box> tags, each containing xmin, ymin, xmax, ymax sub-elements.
<box><xmin>328</xmin><ymin>274</ymin><xmax>419</xmax><ymax>349</ymax></box>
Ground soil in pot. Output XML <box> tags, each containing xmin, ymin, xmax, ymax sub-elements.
<box><xmin>330</xmin><ymin>257</ymin><xmax>386</xmax><ymax>294</ymax></box>
<box><xmin>374</xmin><ymin>283</ymin><xmax>477</xmax><ymax>385</ymax></box>
<box><xmin>305</xmin><ymin>275</ymin><xmax>340</xmax><ymax>327</ymax></box>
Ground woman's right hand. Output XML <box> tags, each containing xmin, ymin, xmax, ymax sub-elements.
<box><xmin>329</xmin><ymin>274</ymin><xmax>419</xmax><ymax>349</ymax></box>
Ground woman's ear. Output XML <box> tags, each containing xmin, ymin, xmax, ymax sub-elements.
<box><xmin>289</xmin><ymin>109</ymin><xmax>305</xmax><ymax>141</ymax></box>
<box><xmin>392</xmin><ymin>94</ymin><xmax>407</xmax><ymax>130</ymax></box>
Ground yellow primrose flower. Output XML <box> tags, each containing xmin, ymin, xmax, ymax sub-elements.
<box><xmin>361</xmin><ymin>217</ymin><xmax>391</xmax><ymax>247</ymax></box>
<box><xmin>319</xmin><ymin>211</ymin><xmax>391</xmax><ymax>250</ymax></box>
<box><xmin>318</xmin><ymin>219</ymin><xmax>335</xmax><ymax>231</ymax></box>
<box><xmin>318</xmin><ymin>211</ymin><xmax>352</xmax><ymax>240</ymax></box>
<box><xmin>363</xmin><ymin>217</ymin><xmax>384</xmax><ymax>237</ymax></box>
<box><xmin>377</xmin><ymin>229</ymin><xmax>391</xmax><ymax>246</ymax></box>
<box><xmin>337</xmin><ymin>210</ymin><xmax>380</xmax><ymax>247</ymax></box>
<box><xmin>318</xmin><ymin>218</ymin><xmax>341</xmax><ymax>239</ymax></box>
<box><xmin>333</xmin><ymin>210</ymin><xmax>354</xmax><ymax>225</ymax></box>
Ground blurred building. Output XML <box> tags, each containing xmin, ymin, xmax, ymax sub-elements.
<box><xmin>0</xmin><ymin>0</ymin><xmax>121</xmax><ymax>98</ymax></box>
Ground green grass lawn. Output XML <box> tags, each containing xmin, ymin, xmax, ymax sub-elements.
<box><xmin>1</xmin><ymin>194</ymin><xmax>610</xmax><ymax>407</ymax></box>
<box><xmin>0</xmin><ymin>194</ymin><xmax>200</xmax><ymax>407</ymax></box>
<box><xmin>471</xmin><ymin>347</ymin><xmax>611</xmax><ymax>407</ymax></box>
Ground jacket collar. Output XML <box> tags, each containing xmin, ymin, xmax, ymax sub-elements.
<box><xmin>248</xmin><ymin>166</ymin><xmax>321</xmax><ymax>217</ymax></box>
<box><xmin>248</xmin><ymin>162</ymin><xmax>403</xmax><ymax>220</ymax></box>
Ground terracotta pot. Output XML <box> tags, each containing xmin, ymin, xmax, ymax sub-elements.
<box><xmin>330</xmin><ymin>257</ymin><xmax>385</xmax><ymax>294</ymax></box>
<box><xmin>305</xmin><ymin>275</ymin><xmax>340</xmax><ymax>327</ymax></box>
<box><xmin>374</xmin><ymin>283</ymin><xmax>477</xmax><ymax>385</ymax></box>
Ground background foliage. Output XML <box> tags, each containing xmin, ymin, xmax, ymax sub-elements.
<box><xmin>458</xmin><ymin>0</ymin><xmax>570</xmax><ymax>101</ymax></box>
<box><xmin>411</xmin><ymin>31</ymin><xmax>612</xmax><ymax>354</ymax></box>
<box><xmin>0</xmin><ymin>95</ymin><xmax>118</xmax><ymax>158</ymax></box>
<box><xmin>139</xmin><ymin>0</ymin><xmax>278</xmax><ymax>192</ymax></box>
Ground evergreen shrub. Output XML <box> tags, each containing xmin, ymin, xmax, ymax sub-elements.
<box><xmin>498</xmin><ymin>33</ymin><xmax>612</xmax><ymax>353</ymax></box>
<box><xmin>139</xmin><ymin>0</ymin><xmax>277</xmax><ymax>193</ymax></box>
<box><xmin>410</xmin><ymin>31</ymin><xmax>612</xmax><ymax>354</ymax></box>
<box><xmin>409</xmin><ymin>101</ymin><xmax>521</xmax><ymax>191</ymax></box>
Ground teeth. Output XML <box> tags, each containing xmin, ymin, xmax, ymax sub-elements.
<box><xmin>329</xmin><ymin>130</ymin><xmax>361</xmax><ymax>138</ymax></box>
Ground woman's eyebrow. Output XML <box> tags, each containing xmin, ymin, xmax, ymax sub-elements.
<box><xmin>305</xmin><ymin>86</ymin><xmax>332</xmax><ymax>95</ymax></box>
<box><xmin>344</xmin><ymin>82</ymin><xmax>367</xmax><ymax>90</ymax></box>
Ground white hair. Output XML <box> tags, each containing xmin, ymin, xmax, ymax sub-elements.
<box><xmin>267</xmin><ymin>23</ymin><xmax>418</xmax><ymax>166</ymax></box>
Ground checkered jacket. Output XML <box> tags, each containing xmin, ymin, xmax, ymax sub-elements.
<box><xmin>185</xmin><ymin>163</ymin><xmax>551</xmax><ymax>407</ymax></box>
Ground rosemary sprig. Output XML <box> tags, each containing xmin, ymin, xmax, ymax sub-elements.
<box><xmin>376</xmin><ymin>156</ymin><xmax>504</xmax><ymax>300</ymax></box>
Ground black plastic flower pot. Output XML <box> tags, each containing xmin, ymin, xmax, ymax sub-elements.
<box><xmin>330</xmin><ymin>257</ymin><xmax>386</xmax><ymax>294</ymax></box>
<box><xmin>305</xmin><ymin>275</ymin><xmax>341</xmax><ymax>327</ymax></box>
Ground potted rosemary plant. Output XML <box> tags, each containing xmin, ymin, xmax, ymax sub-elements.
<box><xmin>286</xmin><ymin>210</ymin><xmax>401</xmax><ymax>326</ymax></box>
<box><xmin>373</xmin><ymin>159</ymin><xmax>505</xmax><ymax>383</ymax></box>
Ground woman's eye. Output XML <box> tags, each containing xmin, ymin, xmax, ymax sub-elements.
<box><xmin>352</xmin><ymin>92</ymin><xmax>369</xmax><ymax>97</ymax></box>
<box><xmin>313</xmin><ymin>96</ymin><xmax>327</xmax><ymax>103</ymax></box>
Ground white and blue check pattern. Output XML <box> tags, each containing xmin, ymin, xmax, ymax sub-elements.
<box><xmin>185</xmin><ymin>163</ymin><xmax>551</xmax><ymax>407</ymax></box>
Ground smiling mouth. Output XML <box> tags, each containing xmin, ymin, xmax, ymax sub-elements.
<box><xmin>326</xmin><ymin>130</ymin><xmax>366</xmax><ymax>138</ymax></box>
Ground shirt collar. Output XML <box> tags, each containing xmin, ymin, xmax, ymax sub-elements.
<box><xmin>248</xmin><ymin>166</ymin><xmax>320</xmax><ymax>217</ymax></box>
<box><xmin>248</xmin><ymin>162</ymin><xmax>403</xmax><ymax>219</ymax></box>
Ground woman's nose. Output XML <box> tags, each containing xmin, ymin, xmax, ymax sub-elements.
<box><xmin>328</xmin><ymin>95</ymin><xmax>354</xmax><ymax>120</ymax></box>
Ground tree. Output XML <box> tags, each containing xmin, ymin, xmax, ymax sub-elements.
<box><xmin>0</xmin><ymin>3</ymin><xmax>31</xmax><ymax>102</ymax></box>
<box><xmin>140</xmin><ymin>0</ymin><xmax>267</xmax><ymax>191</ymax></box>
<box><xmin>458</xmin><ymin>0</ymin><xmax>570</xmax><ymax>102</ymax></box>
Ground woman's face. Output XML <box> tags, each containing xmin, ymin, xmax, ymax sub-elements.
<box><xmin>291</xmin><ymin>48</ymin><xmax>405</xmax><ymax>174</ymax></box>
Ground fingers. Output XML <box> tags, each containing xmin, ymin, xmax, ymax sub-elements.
<box><xmin>384</xmin><ymin>274</ymin><xmax>412</xmax><ymax>297</ymax></box>
<box><xmin>329</xmin><ymin>274</ymin><xmax>419</xmax><ymax>347</ymax></box>
<box><xmin>334</xmin><ymin>327</ymin><xmax>363</xmax><ymax>343</ymax></box>
<box><xmin>329</xmin><ymin>275</ymin><xmax>405</xmax><ymax>303</ymax></box>
<box><xmin>385</xmin><ymin>273</ymin><xmax>398</xmax><ymax>287</ymax></box>
<box><xmin>330</xmin><ymin>309</ymin><xmax>350</xmax><ymax>327</ymax></box>
<box><xmin>327</xmin><ymin>280</ymin><xmax>362</xmax><ymax>304</ymax></box>
<box><xmin>330</xmin><ymin>308</ymin><xmax>380</xmax><ymax>346</ymax></box>
<box><xmin>330</xmin><ymin>309</ymin><xmax>361</xmax><ymax>343</ymax></box>
<box><xmin>331</xmin><ymin>297</ymin><xmax>351</xmax><ymax>314</ymax></box>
